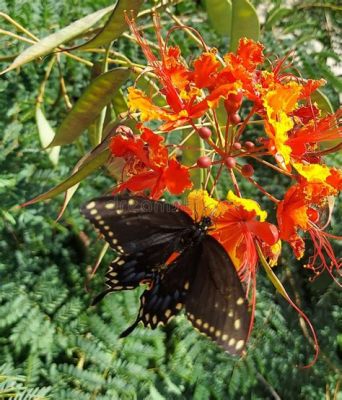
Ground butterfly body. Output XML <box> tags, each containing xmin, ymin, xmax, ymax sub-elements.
<box><xmin>82</xmin><ymin>194</ymin><xmax>250</xmax><ymax>355</ymax></box>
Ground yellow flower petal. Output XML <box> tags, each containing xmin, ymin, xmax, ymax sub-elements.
<box><xmin>187</xmin><ymin>190</ymin><xmax>226</xmax><ymax>219</ymax></box>
<box><xmin>293</xmin><ymin>162</ymin><xmax>331</xmax><ymax>183</ymax></box>
<box><xmin>269</xmin><ymin>240</ymin><xmax>282</xmax><ymax>267</ymax></box>
<box><xmin>227</xmin><ymin>190</ymin><xmax>267</xmax><ymax>221</ymax></box>
<box><xmin>263</xmin><ymin>82</ymin><xmax>302</xmax><ymax>165</ymax></box>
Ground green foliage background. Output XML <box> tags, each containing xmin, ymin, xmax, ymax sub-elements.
<box><xmin>0</xmin><ymin>0</ymin><xmax>341</xmax><ymax>398</ymax></box>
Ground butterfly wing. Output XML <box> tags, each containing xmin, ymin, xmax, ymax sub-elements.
<box><xmin>81</xmin><ymin>194</ymin><xmax>193</xmax><ymax>263</ymax></box>
<box><xmin>120</xmin><ymin>244</ymin><xmax>200</xmax><ymax>337</ymax></box>
<box><xmin>91</xmin><ymin>253</ymin><xmax>157</xmax><ymax>305</ymax></box>
<box><xmin>185</xmin><ymin>235</ymin><xmax>250</xmax><ymax>355</ymax></box>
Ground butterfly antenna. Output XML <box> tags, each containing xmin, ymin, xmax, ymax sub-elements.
<box><xmin>119</xmin><ymin>319</ymin><xmax>140</xmax><ymax>338</ymax></box>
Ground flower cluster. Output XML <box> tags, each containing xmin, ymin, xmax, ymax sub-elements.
<box><xmin>108</xmin><ymin>14</ymin><xmax>341</xmax><ymax>360</ymax></box>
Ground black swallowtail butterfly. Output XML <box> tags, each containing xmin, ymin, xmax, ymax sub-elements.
<box><xmin>82</xmin><ymin>194</ymin><xmax>250</xmax><ymax>355</ymax></box>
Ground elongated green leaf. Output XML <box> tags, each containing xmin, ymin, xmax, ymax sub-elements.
<box><xmin>36</xmin><ymin>107</ymin><xmax>60</xmax><ymax>166</ymax></box>
<box><xmin>112</xmin><ymin>89</ymin><xmax>128</xmax><ymax>117</ymax></box>
<box><xmin>204</xmin><ymin>0</ymin><xmax>259</xmax><ymax>51</ymax></box>
<box><xmin>256</xmin><ymin>244</ymin><xmax>288</xmax><ymax>300</ymax></box>
<box><xmin>56</xmin><ymin>183</ymin><xmax>80</xmax><ymax>221</ymax></box>
<box><xmin>49</xmin><ymin>68</ymin><xmax>130</xmax><ymax>146</ymax></box>
<box><xmin>204</xmin><ymin>0</ymin><xmax>232</xmax><ymax>37</ymax></box>
<box><xmin>311</xmin><ymin>89</ymin><xmax>334</xmax><ymax>115</ymax></box>
<box><xmin>265</xmin><ymin>7</ymin><xmax>291</xmax><ymax>29</ymax></box>
<box><xmin>230</xmin><ymin>0</ymin><xmax>259</xmax><ymax>51</ymax></box>
<box><xmin>23</xmin><ymin>149</ymin><xmax>109</xmax><ymax>206</ymax></box>
<box><xmin>1</xmin><ymin>5</ymin><xmax>115</xmax><ymax>74</ymax></box>
<box><xmin>79</xmin><ymin>0</ymin><xmax>144</xmax><ymax>49</ymax></box>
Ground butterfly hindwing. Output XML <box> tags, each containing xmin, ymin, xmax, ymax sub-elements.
<box><xmin>120</xmin><ymin>245</ymin><xmax>200</xmax><ymax>336</ymax></box>
<box><xmin>185</xmin><ymin>236</ymin><xmax>250</xmax><ymax>355</ymax></box>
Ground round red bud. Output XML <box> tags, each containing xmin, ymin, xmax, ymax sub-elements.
<box><xmin>224</xmin><ymin>156</ymin><xmax>236</xmax><ymax>169</ymax></box>
<box><xmin>197</xmin><ymin>156</ymin><xmax>212</xmax><ymax>168</ymax></box>
<box><xmin>232</xmin><ymin>142</ymin><xmax>242</xmax><ymax>150</ymax></box>
<box><xmin>229</xmin><ymin>113</ymin><xmax>241</xmax><ymax>125</ymax></box>
<box><xmin>198</xmin><ymin>127</ymin><xmax>212</xmax><ymax>139</ymax></box>
<box><xmin>244</xmin><ymin>141</ymin><xmax>255</xmax><ymax>150</ymax></box>
<box><xmin>241</xmin><ymin>164</ymin><xmax>254</xmax><ymax>177</ymax></box>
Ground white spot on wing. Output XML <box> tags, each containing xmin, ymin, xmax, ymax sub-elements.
<box><xmin>105</xmin><ymin>203</ymin><xmax>115</xmax><ymax>209</ymax></box>
<box><xmin>236</xmin><ymin>297</ymin><xmax>244</xmax><ymax>305</ymax></box>
<box><xmin>234</xmin><ymin>319</ymin><xmax>241</xmax><ymax>330</ymax></box>
<box><xmin>86</xmin><ymin>201</ymin><xmax>96</xmax><ymax>210</ymax></box>
<box><xmin>235</xmin><ymin>340</ymin><xmax>245</xmax><ymax>351</ymax></box>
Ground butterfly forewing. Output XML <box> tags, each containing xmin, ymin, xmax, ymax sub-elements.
<box><xmin>185</xmin><ymin>236</ymin><xmax>250</xmax><ymax>355</ymax></box>
<box><xmin>81</xmin><ymin>194</ymin><xmax>193</xmax><ymax>259</ymax></box>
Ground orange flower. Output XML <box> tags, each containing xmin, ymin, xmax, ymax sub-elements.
<box><xmin>286</xmin><ymin>109</ymin><xmax>342</xmax><ymax>161</ymax></box>
<box><xmin>186</xmin><ymin>190</ymin><xmax>279</xmax><ymax>282</ymax></box>
<box><xmin>126</xmin><ymin>16</ymin><xmax>261</xmax><ymax>131</ymax></box>
<box><xmin>277</xmin><ymin>182</ymin><xmax>341</xmax><ymax>276</ymax></box>
<box><xmin>110</xmin><ymin>126</ymin><xmax>192</xmax><ymax>199</ymax></box>
<box><xmin>213</xmin><ymin>191</ymin><xmax>279</xmax><ymax>282</ymax></box>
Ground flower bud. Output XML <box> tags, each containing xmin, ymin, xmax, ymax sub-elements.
<box><xmin>198</xmin><ymin>127</ymin><xmax>212</xmax><ymax>139</ymax></box>
<box><xmin>197</xmin><ymin>156</ymin><xmax>212</xmax><ymax>168</ymax></box>
<box><xmin>244</xmin><ymin>141</ymin><xmax>255</xmax><ymax>150</ymax></box>
<box><xmin>232</xmin><ymin>142</ymin><xmax>242</xmax><ymax>150</ymax></box>
<box><xmin>241</xmin><ymin>164</ymin><xmax>254</xmax><ymax>177</ymax></box>
<box><xmin>224</xmin><ymin>156</ymin><xmax>236</xmax><ymax>169</ymax></box>
<box><xmin>229</xmin><ymin>113</ymin><xmax>241</xmax><ymax>125</ymax></box>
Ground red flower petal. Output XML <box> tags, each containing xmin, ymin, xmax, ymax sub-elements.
<box><xmin>163</xmin><ymin>159</ymin><xmax>192</xmax><ymax>194</ymax></box>
<box><xmin>246</xmin><ymin>220</ymin><xmax>279</xmax><ymax>245</ymax></box>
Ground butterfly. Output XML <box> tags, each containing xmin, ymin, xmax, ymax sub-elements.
<box><xmin>82</xmin><ymin>194</ymin><xmax>250</xmax><ymax>355</ymax></box>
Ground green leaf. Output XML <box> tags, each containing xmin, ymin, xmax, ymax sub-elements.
<box><xmin>256</xmin><ymin>243</ymin><xmax>289</xmax><ymax>300</ymax></box>
<box><xmin>22</xmin><ymin>149</ymin><xmax>109</xmax><ymax>206</ymax></box>
<box><xmin>112</xmin><ymin>89</ymin><xmax>128</xmax><ymax>117</ymax></box>
<box><xmin>35</xmin><ymin>106</ymin><xmax>60</xmax><ymax>166</ymax></box>
<box><xmin>311</xmin><ymin>89</ymin><xmax>334</xmax><ymax>115</ymax></box>
<box><xmin>79</xmin><ymin>0</ymin><xmax>144</xmax><ymax>49</ymax></box>
<box><xmin>49</xmin><ymin>68</ymin><xmax>130</xmax><ymax>146</ymax></box>
<box><xmin>204</xmin><ymin>0</ymin><xmax>259</xmax><ymax>51</ymax></box>
<box><xmin>265</xmin><ymin>7</ymin><xmax>291</xmax><ymax>29</ymax></box>
<box><xmin>204</xmin><ymin>0</ymin><xmax>232</xmax><ymax>37</ymax></box>
<box><xmin>1</xmin><ymin>5</ymin><xmax>115</xmax><ymax>74</ymax></box>
<box><xmin>230</xmin><ymin>0</ymin><xmax>260</xmax><ymax>51</ymax></box>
